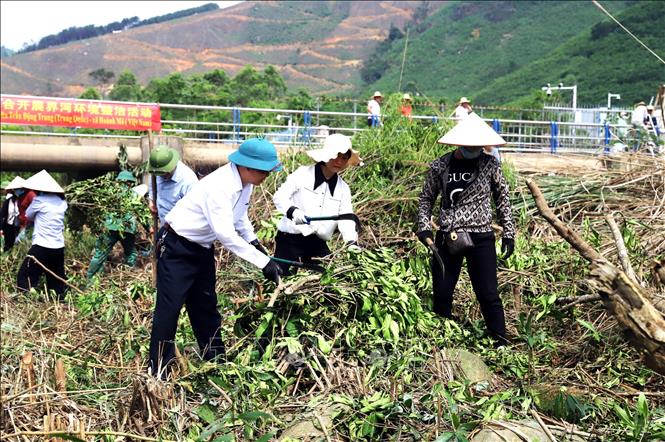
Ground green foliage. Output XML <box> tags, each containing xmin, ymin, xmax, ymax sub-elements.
<box><xmin>612</xmin><ymin>394</ymin><xmax>665</xmax><ymax>441</ymax></box>
<box><xmin>79</xmin><ymin>87</ymin><xmax>102</xmax><ymax>100</ymax></box>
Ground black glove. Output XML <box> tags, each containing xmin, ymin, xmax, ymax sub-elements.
<box><xmin>250</xmin><ymin>239</ymin><xmax>268</xmax><ymax>255</ymax></box>
<box><xmin>416</xmin><ymin>230</ymin><xmax>434</xmax><ymax>246</ymax></box>
<box><xmin>262</xmin><ymin>260</ymin><xmax>283</xmax><ymax>284</ymax></box>
<box><xmin>501</xmin><ymin>238</ymin><xmax>515</xmax><ymax>259</ymax></box>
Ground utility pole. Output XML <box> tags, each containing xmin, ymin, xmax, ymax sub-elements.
<box><xmin>398</xmin><ymin>28</ymin><xmax>409</xmax><ymax>92</ymax></box>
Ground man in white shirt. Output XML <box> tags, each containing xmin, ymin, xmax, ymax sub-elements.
<box><xmin>453</xmin><ymin>97</ymin><xmax>473</xmax><ymax>123</ymax></box>
<box><xmin>16</xmin><ymin>170</ymin><xmax>68</xmax><ymax>298</ymax></box>
<box><xmin>367</xmin><ymin>91</ymin><xmax>383</xmax><ymax>127</ymax></box>
<box><xmin>148</xmin><ymin>138</ymin><xmax>283</xmax><ymax>377</ymax></box>
<box><xmin>631</xmin><ymin>101</ymin><xmax>648</xmax><ymax>128</ymax></box>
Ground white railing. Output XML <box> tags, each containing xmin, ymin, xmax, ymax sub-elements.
<box><xmin>1</xmin><ymin>101</ymin><xmax>644</xmax><ymax>154</ymax></box>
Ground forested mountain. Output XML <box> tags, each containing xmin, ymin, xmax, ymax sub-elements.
<box><xmin>363</xmin><ymin>1</ymin><xmax>663</xmax><ymax>105</ymax></box>
<box><xmin>1</xmin><ymin>1</ymin><xmax>662</xmax><ymax>105</ymax></box>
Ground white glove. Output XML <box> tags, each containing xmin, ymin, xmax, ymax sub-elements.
<box><xmin>347</xmin><ymin>242</ymin><xmax>362</xmax><ymax>253</ymax></box>
<box><xmin>291</xmin><ymin>209</ymin><xmax>309</xmax><ymax>225</ymax></box>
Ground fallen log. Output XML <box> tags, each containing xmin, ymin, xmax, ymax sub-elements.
<box><xmin>526</xmin><ymin>178</ymin><xmax>665</xmax><ymax>374</ymax></box>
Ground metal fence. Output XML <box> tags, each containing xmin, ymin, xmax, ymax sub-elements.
<box><xmin>1</xmin><ymin>101</ymin><xmax>645</xmax><ymax>154</ymax></box>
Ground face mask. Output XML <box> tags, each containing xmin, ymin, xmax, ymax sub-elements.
<box><xmin>460</xmin><ymin>146</ymin><xmax>482</xmax><ymax>159</ymax></box>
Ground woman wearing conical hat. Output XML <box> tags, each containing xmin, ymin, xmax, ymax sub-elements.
<box><xmin>272</xmin><ymin>134</ymin><xmax>362</xmax><ymax>275</ymax></box>
<box><xmin>16</xmin><ymin>170</ymin><xmax>68</xmax><ymax>299</ymax></box>
<box><xmin>416</xmin><ymin>113</ymin><xmax>516</xmax><ymax>346</ymax></box>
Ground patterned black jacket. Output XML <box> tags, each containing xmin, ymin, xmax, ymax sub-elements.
<box><xmin>416</xmin><ymin>152</ymin><xmax>515</xmax><ymax>239</ymax></box>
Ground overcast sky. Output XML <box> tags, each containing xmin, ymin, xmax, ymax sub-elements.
<box><xmin>1</xmin><ymin>1</ymin><xmax>242</xmax><ymax>51</ymax></box>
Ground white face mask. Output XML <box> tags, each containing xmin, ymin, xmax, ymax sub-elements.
<box><xmin>460</xmin><ymin>146</ymin><xmax>482</xmax><ymax>159</ymax></box>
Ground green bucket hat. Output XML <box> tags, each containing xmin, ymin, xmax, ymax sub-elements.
<box><xmin>148</xmin><ymin>146</ymin><xmax>180</xmax><ymax>175</ymax></box>
<box><xmin>116</xmin><ymin>170</ymin><xmax>137</xmax><ymax>183</ymax></box>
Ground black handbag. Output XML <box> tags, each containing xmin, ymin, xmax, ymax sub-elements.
<box><xmin>444</xmin><ymin>230</ymin><xmax>474</xmax><ymax>255</ymax></box>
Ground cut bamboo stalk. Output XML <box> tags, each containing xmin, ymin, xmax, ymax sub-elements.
<box><xmin>54</xmin><ymin>359</ymin><xmax>67</xmax><ymax>397</ymax></box>
<box><xmin>605</xmin><ymin>213</ymin><xmax>639</xmax><ymax>284</ymax></box>
<box><xmin>21</xmin><ymin>351</ymin><xmax>36</xmax><ymax>403</ymax></box>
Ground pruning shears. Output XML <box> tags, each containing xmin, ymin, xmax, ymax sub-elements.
<box><xmin>270</xmin><ymin>256</ymin><xmax>326</xmax><ymax>273</ymax></box>
<box><xmin>425</xmin><ymin>237</ymin><xmax>446</xmax><ymax>279</ymax></box>
<box><xmin>304</xmin><ymin>213</ymin><xmax>362</xmax><ymax>232</ymax></box>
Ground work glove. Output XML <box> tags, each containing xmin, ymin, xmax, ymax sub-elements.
<box><xmin>347</xmin><ymin>241</ymin><xmax>362</xmax><ymax>253</ymax></box>
<box><xmin>501</xmin><ymin>238</ymin><xmax>515</xmax><ymax>259</ymax></box>
<box><xmin>290</xmin><ymin>209</ymin><xmax>309</xmax><ymax>225</ymax></box>
<box><xmin>250</xmin><ymin>239</ymin><xmax>268</xmax><ymax>256</ymax></box>
<box><xmin>262</xmin><ymin>260</ymin><xmax>283</xmax><ymax>284</ymax></box>
<box><xmin>416</xmin><ymin>230</ymin><xmax>434</xmax><ymax>247</ymax></box>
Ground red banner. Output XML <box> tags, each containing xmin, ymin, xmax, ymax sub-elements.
<box><xmin>0</xmin><ymin>95</ymin><xmax>161</xmax><ymax>132</ymax></box>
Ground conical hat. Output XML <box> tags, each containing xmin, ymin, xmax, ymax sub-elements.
<box><xmin>24</xmin><ymin>170</ymin><xmax>65</xmax><ymax>193</ymax></box>
<box><xmin>5</xmin><ymin>176</ymin><xmax>27</xmax><ymax>190</ymax></box>
<box><xmin>306</xmin><ymin>134</ymin><xmax>363</xmax><ymax>167</ymax></box>
<box><xmin>438</xmin><ymin>112</ymin><xmax>506</xmax><ymax>147</ymax></box>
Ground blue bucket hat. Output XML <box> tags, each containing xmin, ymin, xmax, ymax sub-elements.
<box><xmin>229</xmin><ymin>138</ymin><xmax>282</xmax><ymax>172</ymax></box>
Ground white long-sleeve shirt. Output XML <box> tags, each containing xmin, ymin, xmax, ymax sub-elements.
<box><xmin>26</xmin><ymin>193</ymin><xmax>68</xmax><ymax>249</ymax></box>
<box><xmin>165</xmin><ymin>163</ymin><xmax>270</xmax><ymax>269</ymax></box>
<box><xmin>273</xmin><ymin>164</ymin><xmax>357</xmax><ymax>242</ymax></box>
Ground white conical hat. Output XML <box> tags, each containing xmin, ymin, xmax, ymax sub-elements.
<box><xmin>5</xmin><ymin>176</ymin><xmax>27</xmax><ymax>190</ymax></box>
<box><xmin>24</xmin><ymin>170</ymin><xmax>65</xmax><ymax>193</ymax></box>
<box><xmin>306</xmin><ymin>134</ymin><xmax>363</xmax><ymax>167</ymax></box>
<box><xmin>438</xmin><ymin>112</ymin><xmax>506</xmax><ymax>147</ymax></box>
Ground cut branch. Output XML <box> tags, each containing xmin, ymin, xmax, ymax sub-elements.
<box><xmin>526</xmin><ymin>178</ymin><xmax>665</xmax><ymax>374</ymax></box>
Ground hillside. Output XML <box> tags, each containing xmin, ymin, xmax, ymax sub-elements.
<box><xmin>365</xmin><ymin>0</ymin><xmax>642</xmax><ymax>104</ymax></box>
<box><xmin>0</xmin><ymin>1</ymin><xmax>441</xmax><ymax>97</ymax></box>
<box><xmin>473</xmin><ymin>1</ymin><xmax>665</xmax><ymax>105</ymax></box>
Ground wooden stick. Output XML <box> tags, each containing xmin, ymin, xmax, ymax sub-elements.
<box><xmin>531</xmin><ymin>408</ymin><xmax>558</xmax><ymax>442</ymax></box>
<box><xmin>26</xmin><ymin>255</ymin><xmax>84</xmax><ymax>295</ymax></box>
<box><xmin>149</xmin><ymin>129</ymin><xmax>158</xmax><ymax>288</ymax></box>
<box><xmin>605</xmin><ymin>212</ymin><xmax>639</xmax><ymax>284</ymax></box>
<box><xmin>2</xmin><ymin>430</ymin><xmax>170</xmax><ymax>442</ymax></box>
<box><xmin>267</xmin><ymin>279</ymin><xmax>285</xmax><ymax>308</ymax></box>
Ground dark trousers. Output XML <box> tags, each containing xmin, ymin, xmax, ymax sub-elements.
<box><xmin>148</xmin><ymin>227</ymin><xmax>224</xmax><ymax>377</ymax></box>
<box><xmin>274</xmin><ymin>231</ymin><xmax>330</xmax><ymax>275</ymax></box>
<box><xmin>432</xmin><ymin>231</ymin><xmax>506</xmax><ymax>341</ymax></box>
<box><xmin>17</xmin><ymin>244</ymin><xmax>66</xmax><ymax>297</ymax></box>
<box><xmin>2</xmin><ymin>224</ymin><xmax>18</xmax><ymax>252</ymax></box>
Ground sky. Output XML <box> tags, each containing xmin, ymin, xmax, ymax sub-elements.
<box><xmin>1</xmin><ymin>1</ymin><xmax>242</xmax><ymax>51</ymax></box>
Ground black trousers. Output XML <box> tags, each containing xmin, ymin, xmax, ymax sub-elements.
<box><xmin>274</xmin><ymin>231</ymin><xmax>330</xmax><ymax>275</ymax></box>
<box><xmin>2</xmin><ymin>223</ymin><xmax>18</xmax><ymax>252</ymax></box>
<box><xmin>148</xmin><ymin>227</ymin><xmax>224</xmax><ymax>376</ymax></box>
<box><xmin>17</xmin><ymin>244</ymin><xmax>66</xmax><ymax>296</ymax></box>
<box><xmin>432</xmin><ymin>231</ymin><xmax>506</xmax><ymax>341</ymax></box>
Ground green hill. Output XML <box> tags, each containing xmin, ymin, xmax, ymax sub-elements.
<box><xmin>364</xmin><ymin>1</ymin><xmax>663</xmax><ymax>104</ymax></box>
<box><xmin>474</xmin><ymin>1</ymin><xmax>665</xmax><ymax>105</ymax></box>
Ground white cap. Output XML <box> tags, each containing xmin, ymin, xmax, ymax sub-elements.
<box><xmin>373</xmin><ymin>91</ymin><xmax>382</xmax><ymax>98</ymax></box>
<box><xmin>306</xmin><ymin>134</ymin><xmax>363</xmax><ymax>167</ymax></box>
<box><xmin>5</xmin><ymin>176</ymin><xmax>27</xmax><ymax>190</ymax></box>
<box><xmin>24</xmin><ymin>170</ymin><xmax>65</xmax><ymax>193</ymax></box>
<box><xmin>458</xmin><ymin>97</ymin><xmax>471</xmax><ymax>105</ymax></box>
<box><xmin>438</xmin><ymin>112</ymin><xmax>506</xmax><ymax>147</ymax></box>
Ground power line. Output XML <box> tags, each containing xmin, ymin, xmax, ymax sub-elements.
<box><xmin>591</xmin><ymin>0</ymin><xmax>665</xmax><ymax>65</ymax></box>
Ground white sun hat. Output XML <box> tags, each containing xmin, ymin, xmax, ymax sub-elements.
<box><xmin>306</xmin><ymin>134</ymin><xmax>363</xmax><ymax>167</ymax></box>
<box><xmin>373</xmin><ymin>91</ymin><xmax>383</xmax><ymax>98</ymax></box>
<box><xmin>24</xmin><ymin>170</ymin><xmax>65</xmax><ymax>193</ymax></box>
<box><xmin>5</xmin><ymin>176</ymin><xmax>27</xmax><ymax>190</ymax></box>
<box><xmin>458</xmin><ymin>97</ymin><xmax>471</xmax><ymax>105</ymax></box>
<box><xmin>438</xmin><ymin>112</ymin><xmax>506</xmax><ymax>147</ymax></box>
